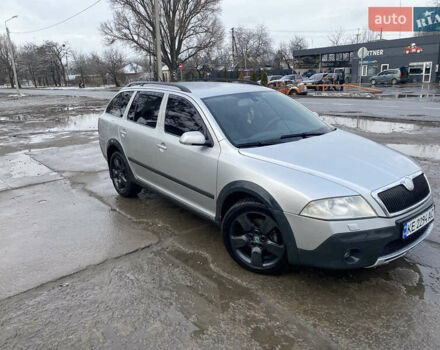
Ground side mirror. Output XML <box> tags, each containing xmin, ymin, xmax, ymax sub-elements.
<box><xmin>179</xmin><ymin>131</ymin><xmax>209</xmax><ymax>146</ymax></box>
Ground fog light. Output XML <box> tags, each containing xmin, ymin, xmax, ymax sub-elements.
<box><xmin>344</xmin><ymin>249</ymin><xmax>361</xmax><ymax>264</ymax></box>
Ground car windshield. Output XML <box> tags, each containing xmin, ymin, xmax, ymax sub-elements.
<box><xmin>269</xmin><ymin>75</ymin><xmax>282</xmax><ymax>81</ymax></box>
<box><xmin>309</xmin><ymin>73</ymin><xmax>325</xmax><ymax>80</ymax></box>
<box><xmin>203</xmin><ymin>91</ymin><xmax>332</xmax><ymax>148</ymax></box>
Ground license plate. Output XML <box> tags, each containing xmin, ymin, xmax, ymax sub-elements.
<box><xmin>402</xmin><ymin>206</ymin><xmax>434</xmax><ymax>239</ymax></box>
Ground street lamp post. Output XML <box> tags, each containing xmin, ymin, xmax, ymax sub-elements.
<box><xmin>5</xmin><ymin>16</ymin><xmax>21</xmax><ymax>96</ymax></box>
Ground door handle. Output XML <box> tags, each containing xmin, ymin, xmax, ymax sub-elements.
<box><xmin>120</xmin><ymin>129</ymin><xmax>127</xmax><ymax>138</ymax></box>
<box><xmin>156</xmin><ymin>143</ymin><xmax>167</xmax><ymax>151</ymax></box>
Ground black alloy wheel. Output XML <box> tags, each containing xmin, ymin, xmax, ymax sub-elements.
<box><xmin>109</xmin><ymin>151</ymin><xmax>141</xmax><ymax>197</ymax></box>
<box><xmin>222</xmin><ymin>199</ymin><xmax>287</xmax><ymax>274</ymax></box>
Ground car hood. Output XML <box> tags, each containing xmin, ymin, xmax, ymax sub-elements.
<box><xmin>239</xmin><ymin>129</ymin><xmax>420</xmax><ymax>193</ymax></box>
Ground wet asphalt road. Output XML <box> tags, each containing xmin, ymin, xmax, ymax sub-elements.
<box><xmin>0</xmin><ymin>92</ymin><xmax>440</xmax><ymax>349</ymax></box>
<box><xmin>1</xmin><ymin>87</ymin><xmax>440</xmax><ymax>122</ymax></box>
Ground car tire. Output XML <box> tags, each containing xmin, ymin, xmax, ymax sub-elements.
<box><xmin>288</xmin><ymin>90</ymin><xmax>298</xmax><ymax>96</ymax></box>
<box><xmin>109</xmin><ymin>151</ymin><xmax>142</xmax><ymax>198</ymax></box>
<box><xmin>370</xmin><ymin>79</ymin><xmax>377</xmax><ymax>85</ymax></box>
<box><xmin>222</xmin><ymin>199</ymin><xmax>288</xmax><ymax>275</ymax></box>
<box><xmin>391</xmin><ymin>78</ymin><xmax>398</xmax><ymax>85</ymax></box>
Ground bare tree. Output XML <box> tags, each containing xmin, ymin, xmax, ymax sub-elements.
<box><xmin>103</xmin><ymin>48</ymin><xmax>126</xmax><ymax>86</ymax></box>
<box><xmin>276</xmin><ymin>35</ymin><xmax>308</xmax><ymax>70</ymax></box>
<box><xmin>346</xmin><ymin>28</ymin><xmax>377</xmax><ymax>44</ymax></box>
<box><xmin>20</xmin><ymin>43</ymin><xmax>39</xmax><ymax>87</ymax></box>
<box><xmin>44</xmin><ymin>41</ymin><xmax>69</xmax><ymax>85</ymax></box>
<box><xmin>89</xmin><ymin>53</ymin><xmax>108</xmax><ymax>85</ymax></box>
<box><xmin>233</xmin><ymin>25</ymin><xmax>272</xmax><ymax>69</ymax></box>
<box><xmin>72</xmin><ymin>53</ymin><xmax>91</xmax><ymax>84</ymax></box>
<box><xmin>184</xmin><ymin>43</ymin><xmax>225</xmax><ymax>79</ymax></box>
<box><xmin>327</xmin><ymin>27</ymin><xmax>345</xmax><ymax>46</ymax></box>
<box><xmin>100</xmin><ymin>0</ymin><xmax>224</xmax><ymax>81</ymax></box>
<box><xmin>0</xmin><ymin>35</ymin><xmax>16</xmax><ymax>87</ymax></box>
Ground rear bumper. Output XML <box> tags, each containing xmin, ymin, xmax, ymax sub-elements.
<box><xmin>286</xmin><ymin>198</ymin><xmax>434</xmax><ymax>269</ymax></box>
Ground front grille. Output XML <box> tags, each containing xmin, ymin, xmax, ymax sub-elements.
<box><xmin>378</xmin><ymin>174</ymin><xmax>430</xmax><ymax>214</ymax></box>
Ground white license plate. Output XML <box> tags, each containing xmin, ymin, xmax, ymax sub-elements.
<box><xmin>402</xmin><ymin>206</ymin><xmax>434</xmax><ymax>239</ymax></box>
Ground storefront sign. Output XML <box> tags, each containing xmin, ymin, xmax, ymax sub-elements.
<box><xmin>404</xmin><ymin>43</ymin><xmax>423</xmax><ymax>54</ymax></box>
<box><xmin>368</xmin><ymin>49</ymin><xmax>383</xmax><ymax>56</ymax></box>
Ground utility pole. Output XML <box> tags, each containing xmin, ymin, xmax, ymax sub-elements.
<box><xmin>231</xmin><ymin>28</ymin><xmax>235</xmax><ymax>68</ymax></box>
<box><xmin>154</xmin><ymin>0</ymin><xmax>161</xmax><ymax>81</ymax></box>
<box><xmin>5</xmin><ymin>16</ymin><xmax>21</xmax><ymax>97</ymax></box>
<box><xmin>355</xmin><ymin>28</ymin><xmax>360</xmax><ymax>44</ymax></box>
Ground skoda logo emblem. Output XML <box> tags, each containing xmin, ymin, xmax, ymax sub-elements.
<box><xmin>402</xmin><ymin>177</ymin><xmax>414</xmax><ymax>191</ymax></box>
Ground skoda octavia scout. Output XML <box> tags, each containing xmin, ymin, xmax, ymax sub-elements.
<box><xmin>99</xmin><ymin>81</ymin><xmax>434</xmax><ymax>274</ymax></box>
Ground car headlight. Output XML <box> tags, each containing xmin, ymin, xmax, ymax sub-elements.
<box><xmin>300</xmin><ymin>196</ymin><xmax>376</xmax><ymax>220</ymax></box>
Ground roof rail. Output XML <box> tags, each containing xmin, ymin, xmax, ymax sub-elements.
<box><xmin>192</xmin><ymin>78</ymin><xmax>260</xmax><ymax>86</ymax></box>
<box><xmin>125</xmin><ymin>81</ymin><xmax>191</xmax><ymax>93</ymax></box>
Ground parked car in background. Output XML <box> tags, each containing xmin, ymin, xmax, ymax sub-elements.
<box><xmin>280</xmin><ymin>74</ymin><xmax>303</xmax><ymax>82</ymax></box>
<box><xmin>302</xmin><ymin>69</ymin><xmax>316</xmax><ymax>78</ymax></box>
<box><xmin>302</xmin><ymin>73</ymin><xmax>328</xmax><ymax>90</ymax></box>
<box><xmin>369</xmin><ymin>68</ymin><xmax>408</xmax><ymax>85</ymax></box>
<box><xmin>267</xmin><ymin>79</ymin><xmax>307</xmax><ymax>96</ymax></box>
<box><xmin>258</xmin><ymin>75</ymin><xmax>283</xmax><ymax>85</ymax></box>
<box><xmin>322</xmin><ymin>73</ymin><xmax>344</xmax><ymax>91</ymax></box>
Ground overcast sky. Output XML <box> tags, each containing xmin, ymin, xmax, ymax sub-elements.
<box><xmin>1</xmin><ymin>0</ymin><xmax>436</xmax><ymax>57</ymax></box>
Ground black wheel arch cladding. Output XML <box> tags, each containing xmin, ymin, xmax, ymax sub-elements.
<box><xmin>107</xmin><ymin>139</ymin><xmax>124</xmax><ymax>160</ymax></box>
<box><xmin>217</xmin><ymin>181</ymin><xmax>300</xmax><ymax>265</ymax></box>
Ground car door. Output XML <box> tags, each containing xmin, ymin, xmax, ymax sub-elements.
<box><xmin>100</xmin><ymin>90</ymin><xmax>134</xmax><ymax>156</ymax></box>
<box><xmin>155</xmin><ymin>93</ymin><xmax>220</xmax><ymax>218</ymax></box>
<box><xmin>376</xmin><ymin>71</ymin><xmax>386</xmax><ymax>83</ymax></box>
<box><xmin>120</xmin><ymin>90</ymin><xmax>166</xmax><ymax>187</ymax></box>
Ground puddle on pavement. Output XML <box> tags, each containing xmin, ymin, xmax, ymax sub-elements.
<box><xmin>320</xmin><ymin>115</ymin><xmax>424</xmax><ymax>134</ymax></box>
<box><xmin>0</xmin><ymin>113</ymin><xmax>100</xmax><ymax>148</ymax></box>
<box><xmin>387</xmin><ymin>143</ymin><xmax>440</xmax><ymax>161</ymax></box>
<box><xmin>47</xmin><ymin>113</ymin><xmax>99</xmax><ymax>132</ymax></box>
<box><xmin>164</xmin><ymin>249</ymin><xmax>329</xmax><ymax>349</ymax></box>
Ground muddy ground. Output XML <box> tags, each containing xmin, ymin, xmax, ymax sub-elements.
<box><xmin>0</xmin><ymin>93</ymin><xmax>440</xmax><ymax>349</ymax></box>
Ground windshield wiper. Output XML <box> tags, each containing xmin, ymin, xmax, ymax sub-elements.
<box><xmin>237</xmin><ymin>139</ymin><xmax>280</xmax><ymax>148</ymax></box>
<box><xmin>280</xmin><ymin>132</ymin><xmax>326</xmax><ymax>140</ymax></box>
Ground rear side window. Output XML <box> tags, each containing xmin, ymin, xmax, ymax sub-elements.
<box><xmin>106</xmin><ymin>91</ymin><xmax>133</xmax><ymax>118</ymax></box>
<box><xmin>128</xmin><ymin>91</ymin><xmax>163</xmax><ymax>128</ymax></box>
<box><xmin>164</xmin><ymin>95</ymin><xmax>205</xmax><ymax>137</ymax></box>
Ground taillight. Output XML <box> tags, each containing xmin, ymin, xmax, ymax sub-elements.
<box><xmin>399</xmin><ymin>72</ymin><xmax>402</xmax><ymax>77</ymax></box>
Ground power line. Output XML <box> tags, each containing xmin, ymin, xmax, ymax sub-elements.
<box><xmin>11</xmin><ymin>0</ymin><xmax>103</xmax><ymax>34</ymax></box>
<box><xmin>270</xmin><ymin>28</ymin><xmax>362</xmax><ymax>34</ymax></box>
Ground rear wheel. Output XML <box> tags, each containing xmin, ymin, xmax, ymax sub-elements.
<box><xmin>222</xmin><ymin>199</ymin><xmax>287</xmax><ymax>274</ymax></box>
<box><xmin>391</xmin><ymin>78</ymin><xmax>398</xmax><ymax>85</ymax></box>
<box><xmin>109</xmin><ymin>151</ymin><xmax>142</xmax><ymax>197</ymax></box>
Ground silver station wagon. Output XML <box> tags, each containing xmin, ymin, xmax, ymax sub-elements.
<box><xmin>99</xmin><ymin>81</ymin><xmax>434</xmax><ymax>274</ymax></box>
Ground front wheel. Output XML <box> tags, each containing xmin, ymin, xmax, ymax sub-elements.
<box><xmin>288</xmin><ymin>89</ymin><xmax>298</xmax><ymax>96</ymax></box>
<box><xmin>109</xmin><ymin>151</ymin><xmax>142</xmax><ymax>197</ymax></box>
<box><xmin>222</xmin><ymin>199</ymin><xmax>288</xmax><ymax>274</ymax></box>
<box><xmin>370</xmin><ymin>79</ymin><xmax>377</xmax><ymax>86</ymax></box>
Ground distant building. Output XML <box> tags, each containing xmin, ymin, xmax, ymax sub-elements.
<box><xmin>293</xmin><ymin>35</ymin><xmax>440</xmax><ymax>83</ymax></box>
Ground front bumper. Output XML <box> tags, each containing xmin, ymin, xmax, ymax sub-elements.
<box><xmin>285</xmin><ymin>198</ymin><xmax>434</xmax><ymax>269</ymax></box>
